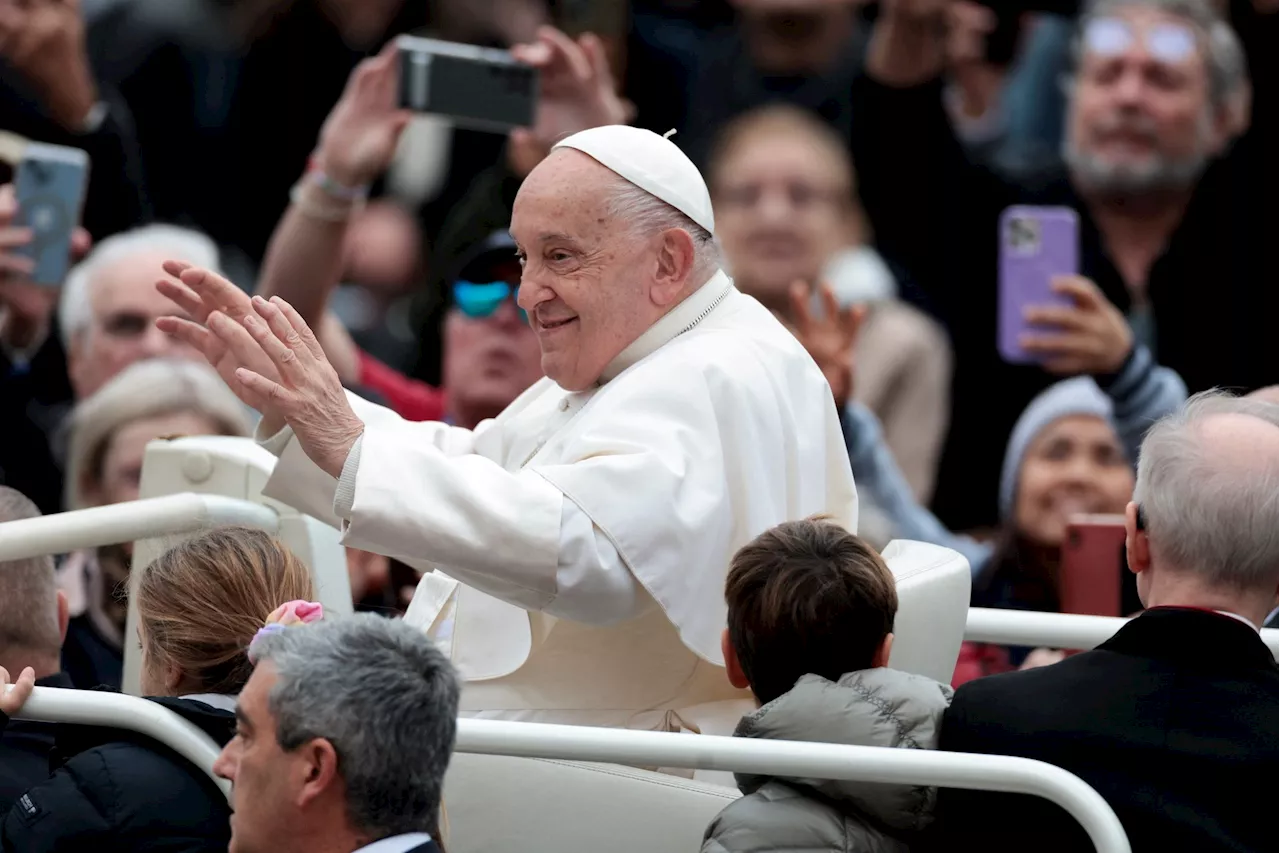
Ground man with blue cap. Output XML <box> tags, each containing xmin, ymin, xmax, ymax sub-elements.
<box><xmin>159</xmin><ymin>119</ymin><xmax>858</xmax><ymax>737</ymax></box>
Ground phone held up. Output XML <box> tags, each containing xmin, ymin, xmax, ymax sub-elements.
<box><xmin>397</xmin><ymin>35</ymin><xmax>538</xmax><ymax>134</ymax></box>
<box><xmin>997</xmin><ymin>205</ymin><xmax>1079</xmax><ymax>365</ymax></box>
<box><xmin>13</xmin><ymin>141</ymin><xmax>90</xmax><ymax>286</ymax></box>
<box><xmin>1059</xmin><ymin>513</ymin><xmax>1142</xmax><ymax>619</ymax></box>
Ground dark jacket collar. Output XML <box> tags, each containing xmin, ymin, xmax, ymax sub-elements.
<box><xmin>1100</xmin><ymin>607</ymin><xmax>1277</xmax><ymax>675</ymax></box>
<box><xmin>53</xmin><ymin>694</ymin><xmax>236</xmax><ymax>767</ymax></box>
<box><xmin>34</xmin><ymin>672</ymin><xmax>75</xmax><ymax>689</ymax></box>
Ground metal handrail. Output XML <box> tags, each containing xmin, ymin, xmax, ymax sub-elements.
<box><xmin>453</xmin><ymin>718</ymin><xmax>1132</xmax><ymax>853</ymax></box>
<box><xmin>0</xmin><ymin>493</ymin><xmax>279</xmax><ymax>562</ymax></box>
<box><xmin>967</xmin><ymin>607</ymin><xmax>1280</xmax><ymax>658</ymax></box>
<box><xmin>11</xmin><ymin>687</ymin><xmax>230</xmax><ymax>798</ymax></box>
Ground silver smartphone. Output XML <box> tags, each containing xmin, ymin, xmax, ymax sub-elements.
<box><xmin>397</xmin><ymin>35</ymin><xmax>538</xmax><ymax>133</ymax></box>
<box><xmin>13</xmin><ymin>141</ymin><xmax>90</xmax><ymax>286</ymax></box>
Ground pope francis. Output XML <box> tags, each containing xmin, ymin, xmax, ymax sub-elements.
<box><xmin>157</xmin><ymin>125</ymin><xmax>858</xmax><ymax>737</ymax></box>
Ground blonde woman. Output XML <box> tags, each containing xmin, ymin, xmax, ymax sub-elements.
<box><xmin>0</xmin><ymin>527</ymin><xmax>320</xmax><ymax>852</ymax></box>
<box><xmin>58</xmin><ymin>359</ymin><xmax>252</xmax><ymax>691</ymax></box>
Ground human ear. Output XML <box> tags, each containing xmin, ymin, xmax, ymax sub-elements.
<box><xmin>1124</xmin><ymin>501</ymin><xmax>1150</xmax><ymax>576</ymax></box>
<box><xmin>651</xmin><ymin>228</ymin><xmax>697</xmax><ymax>307</ymax></box>
<box><xmin>871</xmin><ymin>632</ymin><xmax>894</xmax><ymax>668</ymax></box>
<box><xmin>296</xmin><ymin>738</ymin><xmax>342</xmax><ymax>810</ymax></box>
<box><xmin>721</xmin><ymin>629</ymin><xmax>750</xmax><ymax>689</ymax></box>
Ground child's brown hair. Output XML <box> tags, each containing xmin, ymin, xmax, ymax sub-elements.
<box><xmin>725</xmin><ymin>517</ymin><xmax>897</xmax><ymax>704</ymax></box>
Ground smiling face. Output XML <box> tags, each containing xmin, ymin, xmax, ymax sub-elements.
<box><xmin>511</xmin><ymin>151</ymin><xmax>679</xmax><ymax>392</ymax></box>
<box><xmin>1014</xmin><ymin>415</ymin><xmax>1135</xmax><ymax>547</ymax></box>
<box><xmin>1065</xmin><ymin>6</ymin><xmax>1225</xmax><ymax>197</ymax></box>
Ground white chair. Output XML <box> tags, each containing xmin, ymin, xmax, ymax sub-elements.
<box><xmin>442</xmin><ymin>540</ymin><xmax>972</xmax><ymax>853</ymax></box>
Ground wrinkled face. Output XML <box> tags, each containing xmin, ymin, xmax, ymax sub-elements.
<box><xmin>442</xmin><ymin>259</ymin><xmax>543</xmax><ymax>427</ymax></box>
<box><xmin>713</xmin><ymin>131</ymin><xmax>852</xmax><ymax>306</ymax></box>
<box><xmin>215</xmin><ymin>663</ymin><xmax>298</xmax><ymax>853</ymax></box>
<box><xmin>1015</xmin><ymin>415</ymin><xmax>1135</xmax><ymax>547</ymax></box>
<box><xmin>1066</xmin><ymin>7</ymin><xmax>1222</xmax><ymax>196</ymax></box>
<box><xmin>88</xmin><ymin>411</ymin><xmax>226</xmax><ymax>508</ymax></box>
<box><xmin>511</xmin><ymin>151</ymin><xmax>666</xmax><ymax>392</ymax></box>
<box><xmin>68</xmin><ymin>251</ymin><xmax>202</xmax><ymax>399</ymax></box>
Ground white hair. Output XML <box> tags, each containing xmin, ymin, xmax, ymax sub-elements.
<box><xmin>64</xmin><ymin>358</ymin><xmax>251</xmax><ymax>510</ymax></box>
<box><xmin>603</xmin><ymin>176</ymin><xmax>721</xmax><ymax>281</ymax></box>
<box><xmin>1134</xmin><ymin>390</ymin><xmax>1279</xmax><ymax>595</ymax></box>
<box><xmin>59</xmin><ymin>224</ymin><xmax>222</xmax><ymax>349</ymax></box>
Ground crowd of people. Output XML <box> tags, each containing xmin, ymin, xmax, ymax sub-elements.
<box><xmin>0</xmin><ymin>0</ymin><xmax>1276</xmax><ymax>851</ymax></box>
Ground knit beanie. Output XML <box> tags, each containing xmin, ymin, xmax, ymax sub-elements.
<box><xmin>998</xmin><ymin>377</ymin><xmax>1114</xmax><ymax>520</ymax></box>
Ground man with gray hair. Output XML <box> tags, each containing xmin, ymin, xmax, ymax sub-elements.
<box><xmin>852</xmin><ymin>0</ymin><xmax>1276</xmax><ymax>531</ymax></box>
<box><xmin>0</xmin><ymin>486</ymin><xmax>72</xmax><ymax>811</ymax></box>
<box><xmin>928</xmin><ymin>390</ymin><xmax>1279</xmax><ymax>853</ymax></box>
<box><xmin>213</xmin><ymin>613</ymin><xmax>458</xmax><ymax>853</ymax></box>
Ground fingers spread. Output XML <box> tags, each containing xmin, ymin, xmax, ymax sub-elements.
<box><xmin>180</xmin><ymin>266</ymin><xmax>251</xmax><ymax>316</ymax></box>
<box><xmin>155</xmin><ymin>277</ymin><xmax>207</xmax><ymax>319</ymax></box>
<box><xmin>209</xmin><ymin>309</ymin><xmax>276</xmax><ymax>373</ymax></box>
<box><xmin>239</xmin><ymin>310</ymin><xmax>301</xmax><ymax>378</ymax></box>
<box><xmin>233</xmin><ymin>367</ymin><xmax>286</xmax><ymax>413</ymax></box>
<box><xmin>269</xmin><ymin>296</ymin><xmax>328</xmax><ymax>361</ymax></box>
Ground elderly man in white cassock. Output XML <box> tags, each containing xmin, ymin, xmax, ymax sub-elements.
<box><xmin>158</xmin><ymin>113</ymin><xmax>857</xmax><ymax>736</ymax></box>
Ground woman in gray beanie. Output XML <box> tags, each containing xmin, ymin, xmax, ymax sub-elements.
<box><xmin>843</xmin><ymin>346</ymin><xmax>1187</xmax><ymax>674</ymax></box>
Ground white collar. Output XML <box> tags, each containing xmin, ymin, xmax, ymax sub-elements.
<box><xmin>179</xmin><ymin>693</ymin><xmax>239</xmax><ymax>712</ymax></box>
<box><xmin>1214</xmin><ymin>610</ymin><xmax>1261</xmax><ymax>632</ymax></box>
<box><xmin>598</xmin><ymin>270</ymin><xmax>734</xmax><ymax>384</ymax></box>
<box><xmin>353</xmin><ymin>833</ymin><xmax>433</xmax><ymax>853</ymax></box>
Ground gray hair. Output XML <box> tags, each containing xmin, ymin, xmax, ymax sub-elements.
<box><xmin>1068</xmin><ymin>0</ymin><xmax>1245</xmax><ymax>110</ymax></box>
<box><xmin>604</xmin><ymin>176</ymin><xmax>722</xmax><ymax>282</ymax></box>
<box><xmin>59</xmin><ymin>224</ymin><xmax>222</xmax><ymax>349</ymax></box>
<box><xmin>1134</xmin><ymin>390</ymin><xmax>1279</xmax><ymax>595</ymax></box>
<box><xmin>64</xmin><ymin>358</ymin><xmax>251</xmax><ymax>509</ymax></box>
<box><xmin>252</xmin><ymin>614</ymin><xmax>461</xmax><ymax>839</ymax></box>
<box><xmin>0</xmin><ymin>487</ymin><xmax>59</xmax><ymax>657</ymax></box>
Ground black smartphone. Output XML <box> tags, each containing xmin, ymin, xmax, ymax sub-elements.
<box><xmin>397</xmin><ymin>35</ymin><xmax>538</xmax><ymax>133</ymax></box>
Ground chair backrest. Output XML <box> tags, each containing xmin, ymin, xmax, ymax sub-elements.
<box><xmin>122</xmin><ymin>436</ymin><xmax>351</xmax><ymax>695</ymax></box>
<box><xmin>882</xmin><ymin>540</ymin><xmax>972</xmax><ymax>683</ymax></box>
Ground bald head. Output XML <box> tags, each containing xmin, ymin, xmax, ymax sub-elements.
<box><xmin>1134</xmin><ymin>391</ymin><xmax>1279</xmax><ymax>597</ymax></box>
<box><xmin>510</xmin><ymin>149</ymin><xmax>717</xmax><ymax>391</ymax></box>
<box><xmin>1247</xmin><ymin>385</ymin><xmax>1280</xmax><ymax>404</ymax></box>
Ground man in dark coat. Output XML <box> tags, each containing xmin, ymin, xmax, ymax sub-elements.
<box><xmin>0</xmin><ymin>487</ymin><xmax>72</xmax><ymax>812</ymax></box>
<box><xmin>213</xmin><ymin>615</ymin><xmax>458</xmax><ymax>853</ymax></box>
<box><xmin>930</xmin><ymin>391</ymin><xmax>1280</xmax><ymax>853</ymax></box>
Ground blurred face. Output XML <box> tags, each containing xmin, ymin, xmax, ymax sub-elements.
<box><xmin>713</xmin><ymin>131</ymin><xmax>853</xmax><ymax>307</ymax></box>
<box><xmin>68</xmin><ymin>251</ymin><xmax>202</xmax><ymax>399</ymax></box>
<box><xmin>215</xmin><ymin>663</ymin><xmax>299</xmax><ymax>853</ymax></box>
<box><xmin>442</xmin><ymin>260</ymin><xmax>543</xmax><ymax>427</ymax></box>
<box><xmin>512</xmin><ymin>151</ymin><xmax>675</xmax><ymax>392</ymax></box>
<box><xmin>1014</xmin><ymin>415</ymin><xmax>1135</xmax><ymax>547</ymax></box>
<box><xmin>1065</xmin><ymin>8</ymin><xmax>1224</xmax><ymax>196</ymax></box>
<box><xmin>87</xmin><ymin>411</ymin><xmax>225</xmax><ymax>508</ymax></box>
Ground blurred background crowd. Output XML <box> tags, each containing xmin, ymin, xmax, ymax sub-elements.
<box><xmin>0</xmin><ymin>0</ymin><xmax>1275</xmax><ymax>687</ymax></box>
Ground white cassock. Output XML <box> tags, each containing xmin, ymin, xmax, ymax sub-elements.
<box><xmin>259</xmin><ymin>269</ymin><xmax>858</xmax><ymax>738</ymax></box>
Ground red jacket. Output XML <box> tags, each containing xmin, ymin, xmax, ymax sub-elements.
<box><xmin>356</xmin><ymin>350</ymin><xmax>447</xmax><ymax>423</ymax></box>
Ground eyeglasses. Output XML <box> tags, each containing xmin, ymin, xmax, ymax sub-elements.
<box><xmin>1084</xmin><ymin>17</ymin><xmax>1198</xmax><ymax>65</ymax></box>
<box><xmin>452</xmin><ymin>280</ymin><xmax>526</xmax><ymax>323</ymax></box>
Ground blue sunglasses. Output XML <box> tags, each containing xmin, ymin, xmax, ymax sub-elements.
<box><xmin>453</xmin><ymin>280</ymin><xmax>527</xmax><ymax>323</ymax></box>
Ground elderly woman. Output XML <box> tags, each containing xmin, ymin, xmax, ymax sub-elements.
<box><xmin>57</xmin><ymin>359</ymin><xmax>252</xmax><ymax>690</ymax></box>
<box><xmin>0</xmin><ymin>527</ymin><xmax>319</xmax><ymax>852</ymax></box>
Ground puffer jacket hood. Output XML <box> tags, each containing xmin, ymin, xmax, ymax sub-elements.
<box><xmin>732</xmin><ymin>667</ymin><xmax>953</xmax><ymax>834</ymax></box>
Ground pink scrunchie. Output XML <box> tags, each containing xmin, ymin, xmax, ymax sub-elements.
<box><xmin>248</xmin><ymin>600</ymin><xmax>324</xmax><ymax>663</ymax></box>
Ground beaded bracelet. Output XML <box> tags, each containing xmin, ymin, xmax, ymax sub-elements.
<box><xmin>305</xmin><ymin>156</ymin><xmax>370</xmax><ymax>202</ymax></box>
<box><xmin>289</xmin><ymin>179</ymin><xmax>360</xmax><ymax>223</ymax></box>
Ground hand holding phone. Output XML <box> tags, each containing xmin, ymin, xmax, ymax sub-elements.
<box><xmin>1059</xmin><ymin>514</ymin><xmax>1142</xmax><ymax>617</ymax></box>
<box><xmin>998</xmin><ymin>205</ymin><xmax>1079</xmax><ymax>364</ymax></box>
<box><xmin>12</xmin><ymin>141</ymin><xmax>89</xmax><ymax>286</ymax></box>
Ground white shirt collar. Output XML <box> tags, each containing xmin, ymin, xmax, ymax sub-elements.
<box><xmin>179</xmin><ymin>693</ymin><xmax>239</xmax><ymax>712</ymax></box>
<box><xmin>353</xmin><ymin>833</ymin><xmax>433</xmax><ymax>853</ymax></box>
<box><xmin>598</xmin><ymin>270</ymin><xmax>734</xmax><ymax>384</ymax></box>
<box><xmin>1215</xmin><ymin>610</ymin><xmax>1261</xmax><ymax>632</ymax></box>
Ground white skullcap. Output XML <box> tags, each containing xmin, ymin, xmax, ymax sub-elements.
<box><xmin>553</xmin><ymin>125</ymin><xmax>715</xmax><ymax>236</ymax></box>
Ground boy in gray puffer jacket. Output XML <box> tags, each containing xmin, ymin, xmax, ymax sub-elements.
<box><xmin>702</xmin><ymin>518</ymin><xmax>954</xmax><ymax>853</ymax></box>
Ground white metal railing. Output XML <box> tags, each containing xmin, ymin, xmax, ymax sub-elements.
<box><xmin>966</xmin><ymin>607</ymin><xmax>1280</xmax><ymax>659</ymax></box>
<box><xmin>11</xmin><ymin>687</ymin><xmax>230</xmax><ymax>797</ymax></box>
<box><xmin>454</xmin><ymin>719</ymin><xmax>1132</xmax><ymax>853</ymax></box>
<box><xmin>0</xmin><ymin>493</ymin><xmax>279</xmax><ymax>562</ymax></box>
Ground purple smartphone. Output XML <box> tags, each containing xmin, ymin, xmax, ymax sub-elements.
<box><xmin>998</xmin><ymin>206</ymin><xmax>1079</xmax><ymax>364</ymax></box>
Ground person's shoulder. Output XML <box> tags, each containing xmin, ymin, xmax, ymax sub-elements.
<box><xmin>703</xmin><ymin>781</ymin><xmax>850</xmax><ymax>853</ymax></box>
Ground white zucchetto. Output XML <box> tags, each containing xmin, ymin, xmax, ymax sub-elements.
<box><xmin>552</xmin><ymin>125</ymin><xmax>716</xmax><ymax>236</ymax></box>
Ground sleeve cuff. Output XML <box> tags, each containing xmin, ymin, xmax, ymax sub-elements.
<box><xmin>255</xmin><ymin>420</ymin><xmax>296</xmax><ymax>457</ymax></box>
<box><xmin>333</xmin><ymin>434</ymin><xmax>363</xmax><ymax>521</ymax></box>
<box><xmin>1096</xmin><ymin>344</ymin><xmax>1150</xmax><ymax>401</ymax></box>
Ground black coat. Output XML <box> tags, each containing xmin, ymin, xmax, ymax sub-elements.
<box><xmin>929</xmin><ymin>608</ymin><xmax>1279</xmax><ymax>853</ymax></box>
<box><xmin>0</xmin><ymin>695</ymin><xmax>235</xmax><ymax>852</ymax></box>
<box><xmin>0</xmin><ymin>673</ymin><xmax>74</xmax><ymax>813</ymax></box>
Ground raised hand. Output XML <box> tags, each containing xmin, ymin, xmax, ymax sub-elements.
<box><xmin>788</xmin><ymin>281</ymin><xmax>867</xmax><ymax>410</ymax></box>
<box><xmin>0</xmin><ymin>183</ymin><xmax>89</xmax><ymax>349</ymax></box>
<box><xmin>0</xmin><ymin>0</ymin><xmax>97</xmax><ymax>131</ymax></box>
<box><xmin>0</xmin><ymin>665</ymin><xmax>35</xmax><ymax>719</ymax></box>
<box><xmin>219</xmin><ymin>295</ymin><xmax>364</xmax><ymax>478</ymax></box>
<box><xmin>155</xmin><ymin>262</ymin><xmax>283</xmax><ymax>423</ymax></box>
<box><xmin>507</xmin><ymin>27</ymin><xmax>632</xmax><ymax>177</ymax></box>
<box><xmin>1020</xmin><ymin>276</ymin><xmax>1134</xmax><ymax>376</ymax></box>
<box><xmin>314</xmin><ymin>42</ymin><xmax>412</xmax><ymax>188</ymax></box>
